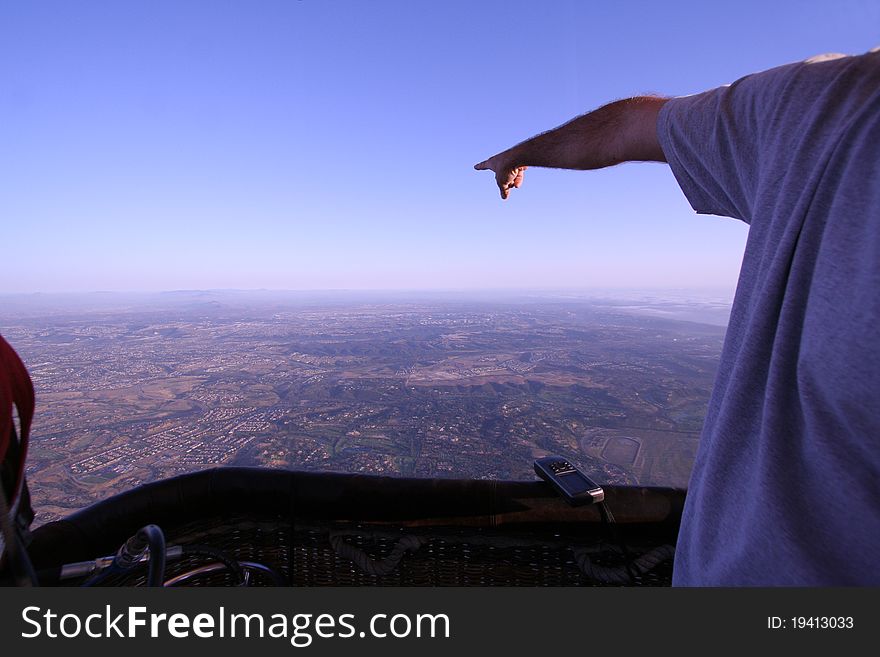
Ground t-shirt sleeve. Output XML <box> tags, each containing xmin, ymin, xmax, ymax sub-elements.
<box><xmin>657</xmin><ymin>62</ymin><xmax>800</xmax><ymax>224</ymax></box>
<box><xmin>658</xmin><ymin>51</ymin><xmax>879</xmax><ymax>225</ymax></box>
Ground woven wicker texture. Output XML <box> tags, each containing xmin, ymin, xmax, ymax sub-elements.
<box><xmin>103</xmin><ymin>515</ymin><xmax>673</xmax><ymax>587</ymax></box>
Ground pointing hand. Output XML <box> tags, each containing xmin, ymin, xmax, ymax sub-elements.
<box><xmin>474</xmin><ymin>155</ymin><xmax>527</xmax><ymax>200</ymax></box>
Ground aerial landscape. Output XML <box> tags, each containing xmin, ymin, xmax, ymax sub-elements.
<box><xmin>1</xmin><ymin>291</ymin><xmax>729</xmax><ymax>525</ymax></box>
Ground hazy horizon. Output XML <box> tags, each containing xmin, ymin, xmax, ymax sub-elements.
<box><xmin>1</xmin><ymin>286</ymin><xmax>736</xmax><ymax>327</ymax></box>
<box><xmin>0</xmin><ymin>285</ymin><xmax>737</xmax><ymax>296</ymax></box>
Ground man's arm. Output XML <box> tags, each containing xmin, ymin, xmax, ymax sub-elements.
<box><xmin>474</xmin><ymin>96</ymin><xmax>668</xmax><ymax>199</ymax></box>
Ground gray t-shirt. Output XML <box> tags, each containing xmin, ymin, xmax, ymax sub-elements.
<box><xmin>658</xmin><ymin>49</ymin><xmax>880</xmax><ymax>585</ymax></box>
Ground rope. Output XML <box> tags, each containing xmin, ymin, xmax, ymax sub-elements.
<box><xmin>572</xmin><ymin>543</ymin><xmax>675</xmax><ymax>584</ymax></box>
<box><xmin>329</xmin><ymin>533</ymin><xmax>425</xmax><ymax>576</ymax></box>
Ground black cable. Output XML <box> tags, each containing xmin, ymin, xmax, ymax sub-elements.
<box><xmin>0</xmin><ymin>477</ymin><xmax>38</xmax><ymax>587</ymax></box>
<box><xmin>71</xmin><ymin>538</ymin><xmax>278</xmax><ymax>588</ymax></box>
<box><xmin>597</xmin><ymin>500</ymin><xmax>636</xmax><ymax>584</ymax></box>
<box><xmin>82</xmin><ymin>524</ymin><xmax>166</xmax><ymax>587</ymax></box>
<box><xmin>182</xmin><ymin>545</ymin><xmax>246</xmax><ymax>585</ymax></box>
<box><xmin>163</xmin><ymin>560</ymin><xmax>285</xmax><ymax>587</ymax></box>
<box><xmin>139</xmin><ymin>525</ymin><xmax>166</xmax><ymax>587</ymax></box>
<box><xmin>81</xmin><ymin>567</ymin><xmax>113</xmax><ymax>588</ymax></box>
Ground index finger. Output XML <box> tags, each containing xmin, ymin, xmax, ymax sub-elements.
<box><xmin>498</xmin><ymin>176</ymin><xmax>510</xmax><ymax>200</ymax></box>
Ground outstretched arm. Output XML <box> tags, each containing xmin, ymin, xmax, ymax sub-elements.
<box><xmin>474</xmin><ymin>96</ymin><xmax>668</xmax><ymax>199</ymax></box>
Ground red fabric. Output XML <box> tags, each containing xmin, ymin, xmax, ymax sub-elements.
<box><xmin>0</xmin><ymin>335</ymin><xmax>34</xmax><ymax>503</ymax></box>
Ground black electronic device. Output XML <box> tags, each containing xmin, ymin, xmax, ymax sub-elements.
<box><xmin>534</xmin><ymin>456</ymin><xmax>604</xmax><ymax>505</ymax></box>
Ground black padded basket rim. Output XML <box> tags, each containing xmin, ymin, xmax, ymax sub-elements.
<box><xmin>27</xmin><ymin>467</ymin><xmax>684</xmax><ymax>586</ymax></box>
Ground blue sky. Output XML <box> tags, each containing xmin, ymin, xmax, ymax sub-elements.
<box><xmin>1</xmin><ymin>0</ymin><xmax>877</xmax><ymax>294</ymax></box>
